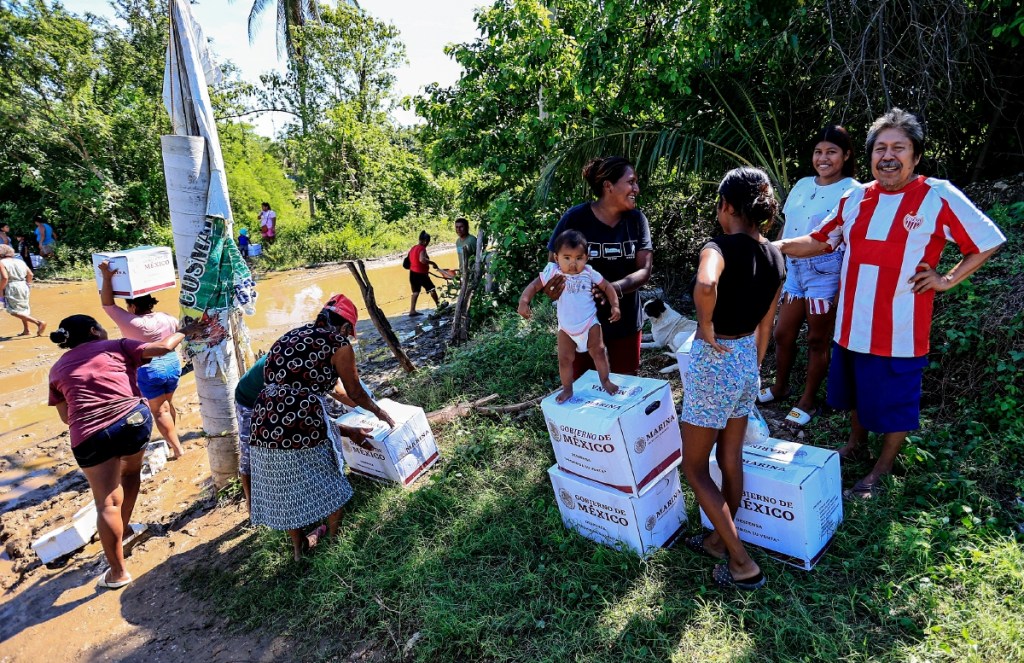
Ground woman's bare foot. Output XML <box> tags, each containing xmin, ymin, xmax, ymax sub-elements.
<box><xmin>601</xmin><ymin>379</ymin><xmax>619</xmax><ymax>395</ymax></box>
<box><xmin>17</xmin><ymin>330</ymin><xmax>30</xmax><ymax>337</ymax></box>
<box><xmin>555</xmin><ymin>386</ymin><xmax>574</xmax><ymax>404</ymax></box>
<box><xmin>36</xmin><ymin>321</ymin><xmax>46</xmax><ymax>337</ymax></box>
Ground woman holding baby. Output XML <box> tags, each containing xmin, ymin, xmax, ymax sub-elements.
<box><xmin>542</xmin><ymin>156</ymin><xmax>654</xmax><ymax>378</ymax></box>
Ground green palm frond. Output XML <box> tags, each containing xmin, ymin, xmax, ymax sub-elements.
<box><xmin>536</xmin><ymin>127</ymin><xmax>747</xmax><ymax>203</ymax></box>
<box><xmin>536</xmin><ymin>77</ymin><xmax>793</xmax><ymax>204</ymax></box>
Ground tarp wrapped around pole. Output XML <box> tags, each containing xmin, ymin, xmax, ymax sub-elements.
<box><xmin>161</xmin><ymin>0</ymin><xmax>256</xmax><ymax>489</ymax></box>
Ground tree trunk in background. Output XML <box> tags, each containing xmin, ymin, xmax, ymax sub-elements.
<box><xmin>450</xmin><ymin>229</ymin><xmax>487</xmax><ymax>346</ymax></box>
<box><xmin>345</xmin><ymin>260</ymin><xmax>416</xmax><ymax>373</ymax></box>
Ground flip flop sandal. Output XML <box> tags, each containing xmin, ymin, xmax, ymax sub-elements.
<box><xmin>756</xmin><ymin>387</ymin><xmax>788</xmax><ymax>404</ymax></box>
<box><xmin>684</xmin><ymin>533</ymin><xmax>728</xmax><ymax>561</ymax></box>
<box><xmin>784</xmin><ymin>407</ymin><xmax>817</xmax><ymax>426</ymax></box>
<box><xmin>122</xmin><ymin>523</ymin><xmax>149</xmax><ymax>551</ymax></box>
<box><xmin>96</xmin><ymin>568</ymin><xmax>132</xmax><ymax>590</ymax></box>
<box><xmin>836</xmin><ymin>446</ymin><xmax>871</xmax><ymax>463</ymax></box>
<box><xmin>712</xmin><ymin>564</ymin><xmax>767</xmax><ymax>591</ymax></box>
<box><xmin>843</xmin><ymin>481</ymin><xmax>884</xmax><ymax>501</ymax></box>
<box><xmin>305</xmin><ymin>524</ymin><xmax>328</xmax><ymax>549</ymax></box>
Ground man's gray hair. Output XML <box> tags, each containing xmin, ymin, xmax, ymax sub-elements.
<box><xmin>866</xmin><ymin>107</ymin><xmax>925</xmax><ymax>158</ymax></box>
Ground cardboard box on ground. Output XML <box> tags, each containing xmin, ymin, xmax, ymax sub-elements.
<box><xmin>335</xmin><ymin>399</ymin><xmax>439</xmax><ymax>487</ymax></box>
<box><xmin>91</xmin><ymin>246</ymin><xmax>177</xmax><ymax>299</ymax></box>
<box><xmin>541</xmin><ymin>371</ymin><xmax>682</xmax><ymax>495</ymax></box>
<box><xmin>549</xmin><ymin>465</ymin><xmax>687</xmax><ymax>557</ymax></box>
<box><xmin>700</xmin><ymin>438</ymin><xmax>843</xmax><ymax>570</ymax></box>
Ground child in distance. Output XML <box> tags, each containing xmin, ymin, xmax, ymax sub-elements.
<box><xmin>518</xmin><ymin>230</ymin><xmax>620</xmax><ymax>403</ymax></box>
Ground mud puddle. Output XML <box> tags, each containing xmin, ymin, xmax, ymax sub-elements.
<box><xmin>0</xmin><ymin>251</ymin><xmax>458</xmax><ymax>662</ymax></box>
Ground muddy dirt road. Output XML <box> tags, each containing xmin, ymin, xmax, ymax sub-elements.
<box><xmin>0</xmin><ymin>252</ymin><xmax>456</xmax><ymax>662</ymax></box>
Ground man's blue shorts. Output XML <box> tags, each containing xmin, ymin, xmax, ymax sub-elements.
<box><xmin>137</xmin><ymin>353</ymin><xmax>182</xmax><ymax>400</ymax></box>
<box><xmin>826</xmin><ymin>343</ymin><xmax>927</xmax><ymax>434</ymax></box>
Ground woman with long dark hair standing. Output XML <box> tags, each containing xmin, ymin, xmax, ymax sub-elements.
<box><xmin>681</xmin><ymin>167</ymin><xmax>785</xmax><ymax>591</ymax></box>
<box><xmin>759</xmin><ymin>125</ymin><xmax>858</xmax><ymax>426</ymax></box>
<box><xmin>545</xmin><ymin>156</ymin><xmax>653</xmax><ymax>376</ymax></box>
<box><xmin>48</xmin><ymin>315</ymin><xmax>194</xmax><ymax>589</ymax></box>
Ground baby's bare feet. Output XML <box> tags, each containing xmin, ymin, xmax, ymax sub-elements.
<box><xmin>601</xmin><ymin>379</ymin><xmax>619</xmax><ymax>395</ymax></box>
<box><xmin>555</xmin><ymin>387</ymin><xmax>574</xmax><ymax>404</ymax></box>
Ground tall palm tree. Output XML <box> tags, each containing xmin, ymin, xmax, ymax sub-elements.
<box><xmin>246</xmin><ymin>0</ymin><xmax>358</xmax><ymax>58</ymax></box>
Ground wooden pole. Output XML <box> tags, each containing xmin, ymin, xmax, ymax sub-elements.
<box><xmin>450</xmin><ymin>229</ymin><xmax>487</xmax><ymax>346</ymax></box>
<box><xmin>345</xmin><ymin>260</ymin><xmax>416</xmax><ymax>373</ymax></box>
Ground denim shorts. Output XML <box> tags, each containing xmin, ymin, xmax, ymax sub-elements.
<box><xmin>826</xmin><ymin>343</ymin><xmax>927</xmax><ymax>434</ymax></box>
<box><xmin>137</xmin><ymin>353</ymin><xmax>181</xmax><ymax>399</ymax></box>
<box><xmin>782</xmin><ymin>251</ymin><xmax>843</xmax><ymax>302</ymax></box>
<box><xmin>682</xmin><ymin>335</ymin><xmax>758</xmax><ymax>429</ymax></box>
<box><xmin>72</xmin><ymin>402</ymin><xmax>153</xmax><ymax>468</ymax></box>
<box><xmin>235</xmin><ymin>401</ymin><xmax>253</xmax><ymax>475</ymax></box>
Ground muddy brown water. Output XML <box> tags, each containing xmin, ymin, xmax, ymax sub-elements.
<box><xmin>0</xmin><ymin>251</ymin><xmax>457</xmax><ymax>512</ymax></box>
<box><xmin>0</xmin><ymin>251</ymin><xmax>469</xmax><ymax>660</ymax></box>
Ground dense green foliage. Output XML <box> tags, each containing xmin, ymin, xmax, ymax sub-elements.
<box><xmin>0</xmin><ymin>0</ymin><xmax>455</xmax><ymax>273</ymax></box>
<box><xmin>417</xmin><ymin>0</ymin><xmax>1024</xmax><ymax>303</ymax></box>
<box><xmin>186</xmin><ymin>209</ymin><xmax>1024</xmax><ymax>661</ymax></box>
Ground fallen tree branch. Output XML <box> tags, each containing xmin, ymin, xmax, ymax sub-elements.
<box><xmin>426</xmin><ymin>393</ymin><xmax>545</xmax><ymax>424</ymax></box>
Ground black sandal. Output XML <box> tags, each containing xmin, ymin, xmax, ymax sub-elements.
<box><xmin>684</xmin><ymin>533</ymin><xmax>728</xmax><ymax>561</ymax></box>
<box><xmin>712</xmin><ymin>564</ymin><xmax>767</xmax><ymax>591</ymax></box>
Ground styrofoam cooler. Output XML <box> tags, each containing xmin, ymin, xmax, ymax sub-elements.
<box><xmin>92</xmin><ymin>246</ymin><xmax>177</xmax><ymax>298</ymax></box>
<box><xmin>141</xmin><ymin>440</ymin><xmax>169</xmax><ymax>479</ymax></box>
<box><xmin>31</xmin><ymin>502</ymin><xmax>98</xmax><ymax>564</ymax></box>
<box><xmin>247</xmin><ymin>244</ymin><xmax>262</xmax><ymax>257</ymax></box>
<box><xmin>335</xmin><ymin>399</ymin><xmax>439</xmax><ymax>487</ymax></box>
<box><xmin>549</xmin><ymin>465</ymin><xmax>687</xmax><ymax>557</ymax></box>
<box><xmin>699</xmin><ymin>438</ymin><xmax>842</xmax><ymax>569</ymax></box>
<box><xmin>542</xmin><ymin>371</ymin><xmax>682</xmax><ymax>495</ymax></box>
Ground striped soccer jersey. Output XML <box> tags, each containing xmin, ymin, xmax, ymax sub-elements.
<box><xmin>810</xmin><ymin>176</ymin><xmax>1005</xmax><ymax>358</ymax></box>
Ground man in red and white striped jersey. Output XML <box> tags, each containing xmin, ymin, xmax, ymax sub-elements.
<box><xmin>776</xmin><ymin>108</ymin><xmax>1005</xmax><ymax>499</ymax></box>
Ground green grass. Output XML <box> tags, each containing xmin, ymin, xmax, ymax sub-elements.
<box><xmin>185</xmin><ymin>211</ymin><xmax>1024</xmax><ymax>661</ymax></box>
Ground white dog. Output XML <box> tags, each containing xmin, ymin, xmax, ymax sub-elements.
<box><xmin>641</xmin><ymin>299</ymin><xmax>697</xmax><ymax>374</ymax></box>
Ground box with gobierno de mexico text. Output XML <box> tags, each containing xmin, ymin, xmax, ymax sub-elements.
<box><xmin>700</xmin><ymin>438</ymin><xmax>843</xmax><ymax>570</ymax></box>
<box><xmin>548</xmin><ymin>464</ymin><xmax>687</xmax><ymax>557</ymax></box>
<box><xmin>541</xmin><ymin>371</ymin><xmax>681</xmax><ymax>496</ymax></box>
<box><xmin>92</xmin><ymin>246</ymin><xmax>177</xmax><ymax>298</ymax></box>
<box><xmin>334</xmin><ymin>399</ymin><xmax>439</xmax><ymax>487</ymax></box>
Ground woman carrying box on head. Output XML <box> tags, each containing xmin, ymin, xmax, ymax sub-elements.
<box><xmin>98</xmin><ymin>260</ymin><xmax>186</xmax><ymax>459</ymax></box>
<box><xmin>681</xmin><ymin>167</ymin><xmax>785</xmax><ymax>591</ymax></box>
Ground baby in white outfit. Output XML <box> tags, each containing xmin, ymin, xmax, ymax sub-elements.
<box><xmin>518</xmin><ymin>230</ymin><xmax>620</xmax><ymax>402</ymax></box>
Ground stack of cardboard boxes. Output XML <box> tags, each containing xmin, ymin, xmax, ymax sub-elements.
<box><xmin>542</xmin><ymin>371</ymin><xmax>687</xmax><ymax>557</ymax></box>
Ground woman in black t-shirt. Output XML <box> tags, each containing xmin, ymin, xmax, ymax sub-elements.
<box><xmin>681</xmin><ymin>167</ymin><xmax>785</xmax><ymax>591</ymax></box>
<box><xmin>545</xmin><ymin>156</ymin><xmax>653</xmax><ymax>377</ymax></box>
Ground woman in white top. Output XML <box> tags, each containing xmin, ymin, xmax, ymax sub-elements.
<box><xmin>0</xmin><ymin>244</ymin><xmax>46</xmax><ymax>336</ymax></box>
<box><xmin>759</xmin><ymin>125</ymin><xmax>858</xmax><ymax>425</ymax></box>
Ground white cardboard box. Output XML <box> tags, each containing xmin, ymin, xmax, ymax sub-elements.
<box><xmin>31</xmin><ymin>502</ymin><xmax>98</xmax><ymax>564</ymax></box>
<box><xmin>92</xmin><ymin>246</ymin><xmax>177</xmax><ymax>298</ymax></box>
<box><xmin>542</xmin><ymin>371</ymin><xmax>682</xmax><ymax>496</ymax></box>
<box><xmin>700</xmin><ymin>438</ymin><xmax>843</xmax><ymax>570</ymax></box>
<box><xmin>674</xmin><ymin>331</ymin><xmax>697</xmax><ymax>382</ymax></box>
<box><xmin>335</xmin><ymin>399</ymin><xmax>439</xmax><ymax>487</ymax></box>
<box><xmin>548</xmin><ymin>464</ymin><xmax>687</xmax><ymax>557</ymax></box>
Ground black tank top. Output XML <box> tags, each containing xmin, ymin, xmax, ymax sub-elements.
<box><xmin>697</xmin><ymin>234</ymin><xmax>785</xmax><ymax>336</ymax></box>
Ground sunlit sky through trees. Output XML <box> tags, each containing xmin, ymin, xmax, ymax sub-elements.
<box><xmin>67</xmin><ymin>0</ymin><xmax>482</xmax><ymax>133</ymax></box>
